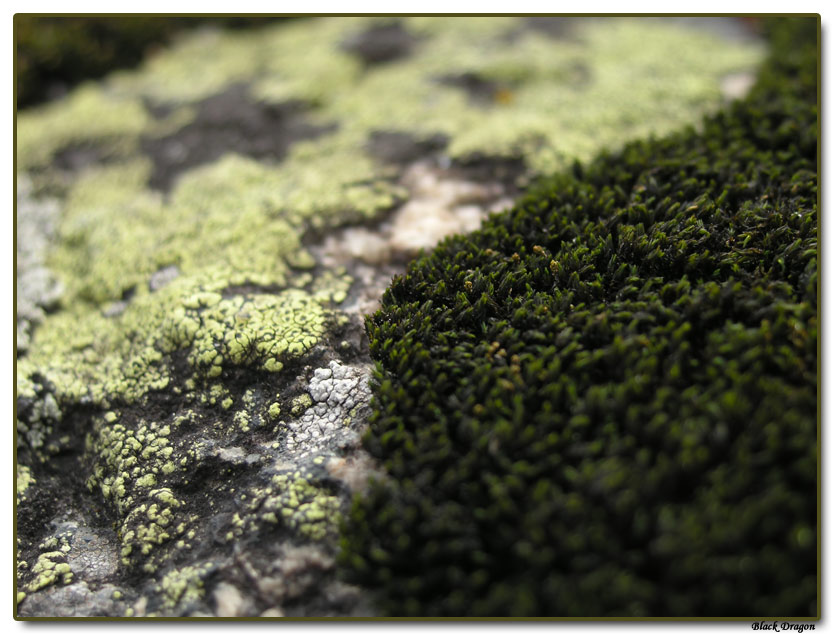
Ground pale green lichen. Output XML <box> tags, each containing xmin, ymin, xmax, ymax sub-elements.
<box><xmin>85</xmin><ymin>415</ymin><xmax>194</xmax><ymax>571</ymax></box>
<box><xmin>234</xmin><ymin>410</ymin><xmax>252</xmax><ymax>433</ymax></box>
<box><xmin>252</xmin><ymin>17</ymin><xmax>766</xmax><ymax>174</ymax></box>
<box><xmin>26</xmin><ymin>534</ymin><xmax>74</xmax><ymax>593</ymax></box>
<box><xmin>16</xmin><ymin>465</ymin><xmax>35</xmax><ymax>504</ymax></box>
<box><xmin>156</xmin><ymin>563</ymin><xmax>213</xmax><ymax>612</ymax></box>
<box><xmin>17</xmin><ymin>17</ymin><xmax>765</xmax><ymax>192</ymax></box>
<box><xmin>291</xmin><ymin>393</ymin><xmax>313</xmax><ymax>417</ymax></box>
<box><xmin>17</xmin><ymin>155</ymin><xmax>347</xmax><ymax>418</ymax></box>
<box><xmin>227</xmin><ymin>471</ymin><xmax>342</xmax><ymax>543</ymax></box>
<box><xmin>17</xmin><ymin>280</ymin><xmax>332</xmax><ymax>408</ymax></box>
<box><xmin>188</xmin><ymin>290</ymin><xmax>327</xmax><ymax>376</ymax></box>
<box><xmin>204</xmin><ymin>384</ymin><xmax>232</xmax><ymax>408</ymax></box>
<box><xmin>119</xmin><ymin>491</ymin><xmax>195</xmax><ymax>574</ymax></box>
<box><xmin>16</xmin><ymin>86</ymin><xmax>151</xmax><ymax>170</ymax></box>
<box><xmin>48</xmin><ymin>156</ymin><xmax>322</xmax><ymax>307</ymax></box>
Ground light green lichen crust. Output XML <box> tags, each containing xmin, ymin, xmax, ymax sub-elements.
<box><xmin>155</xmin><ymin>563</ymin><xmax>215</xmax><ymax>613</ymax></box>
<box><xmin>85</xmin><ymin>414</ymin><xmax>192</xmax><ymax>572</ymax></box>
<box><xmin>18</xmin><ymin>18</ymin><xmax>765</xmax><ymax>176</ymax></box>
<box><xmin>26</xmin><ymin>533</ymin><xmax>74</xmax><ymax>593</ymax></box>
<box><xmin>227</xmin><ymin>472</ymin><xmax>342</xmax><ymax>543</ymax></box>
<box><xmin>16</xmin><ymin>465</ymin><xmax>35</xmax><ymax>504</ymax></box>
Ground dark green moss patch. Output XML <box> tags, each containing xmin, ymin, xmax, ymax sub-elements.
<box><xmin>340</xmin><ymin>18</ymin><xmax>817</xmax><ymax>617</ymax></box>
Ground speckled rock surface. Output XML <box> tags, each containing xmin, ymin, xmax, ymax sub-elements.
<box><xmin>15</xmin><ymin>17</ymin><xmax>765</xmax><ymax>617</ymax></box>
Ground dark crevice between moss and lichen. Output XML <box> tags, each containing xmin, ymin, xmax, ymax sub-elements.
<box><xmin>339</xmin><ymin>17</ymin><xmax>817</xmax><ymax>617</ymax></box>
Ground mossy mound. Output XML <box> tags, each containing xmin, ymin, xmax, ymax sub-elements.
<box><xmin>10</xmin><ymin>16</ymin><xmax>778</xmax><ymax>616</ymax></box>
<box><xmin>341</xmin><ymin>18</ymin><xmax>817</xmax><ymax>616</ymax></box>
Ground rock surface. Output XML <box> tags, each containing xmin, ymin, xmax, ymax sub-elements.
<box><xmin>15</xmin><ymin>17</ymin><xmax>765</xmax><ymax>617</ymax></box>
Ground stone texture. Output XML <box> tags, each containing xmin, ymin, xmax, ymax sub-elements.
<box><xmin>15</xmin><ymin>17</ymin><xmax>765</xmax><ymax>617</ymax></box>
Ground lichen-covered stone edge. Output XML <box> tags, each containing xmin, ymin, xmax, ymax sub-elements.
<box><xmin>340</xmin><ymin>17</ymin><xmax>818</xmax><ymax>617</ymax></box>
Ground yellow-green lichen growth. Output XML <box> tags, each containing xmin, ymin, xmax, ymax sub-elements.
<box><xmin>252</xmin><ymin>17</ymin><xmax>765</xmax><ymax>174</ymax></box>
<box><xmin>157</xmin><ymin>563</ymin><xmax>213</xmax><ymax>612</ymax></box>
<box><xmin>291</xmin><ymin>394</ymin><xmax>313</xmax><ymax>417</ymax></box>
<box><xmin>192</xmin><ymin>289</ymin><xmax>328</xmax><ymax>376</ymax></box>
<box><xmin>20</xmin><ymin>17</ymin><xmax>763</xmax><ymax>175</ymax></box>
<box><xmin>229</xmin><ymin>472</ymin><xmax>341</xmax><ymax>543</ymax></box>
<box><xmin>87</xmin><ymin>420</ymin><xmax>178</xmax><ymax>513</ymax></box>
<box><xmin>47</xmin><ymin>155</ymin><xmax>305</xmax><ymax>307</ymax></box>
<box><xmin>234</xmin><ymin>410</ymin><xmax>251</xmax><ymax>433</ymax></box>
<box><xmin>17</xmin><ymin>278</ymin><xmax>334</xmax><ymax>408</ymax></box>
<box><xmin>17</xmin><ymin>464</ymin><xmax>35</xmax><ymax>504</ymax></box>
<box><xmin>16</xmin><ymin>86</ymin><xmax>151</xmax><ymax>170</ymax></box>
<box><xmin>118</xmin><ymin>489</ymin><xmax>193</xmax><ymax>572</ymax></box>
<box><xmin>22</xmin><ymin>530</ymin><xmax>77</xmax><ymax>595</ymax></box>
<box><xmin>85</xmin><ymin>413</ymin><xmax>193</xmax><ymax>570</ymax></box>
<box><xmin>26</xmin><ymin>550</ymin><xmax>73</xmax><ymax>593</ymax></box>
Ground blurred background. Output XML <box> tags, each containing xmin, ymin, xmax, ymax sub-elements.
<box><xmin>17</xmin><ymin>16</ymin><xmax>765</xmax><ymax>109</ymax></box>
<box><xmin>16</xmin><ymin>17</ymin><xmax>294</xmax><ymax>108</ymax></box>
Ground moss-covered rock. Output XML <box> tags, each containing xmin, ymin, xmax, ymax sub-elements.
<box><xmin>341</xmin><ymin>17</ymin><xmax>817</xmax><ymax>617</ymax></box>
<box><xmin>15</xmin><ymin>17</ymin><xmax>768</xmax><ymax>617</ymax></box>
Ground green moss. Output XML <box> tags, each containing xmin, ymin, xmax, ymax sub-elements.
<box><xmin>341</xmin><ymin>18</ymin><xmax>817</xmax><ymax>617</ymax></box>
